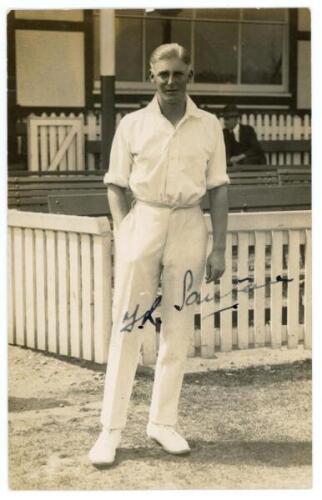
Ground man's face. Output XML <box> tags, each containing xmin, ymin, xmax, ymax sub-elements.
<box><xmin>149</xmin><ymin>57</ymin><xmax>192</xmax><ymax>106</ymax></box>
<box><xmin>224</xmin><ymin>115</ymin><xmax>239</xmax><ymax>131</ymax></box>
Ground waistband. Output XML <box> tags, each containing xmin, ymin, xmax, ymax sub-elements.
<box><xmin>132</xmin><ymin>198</ymin><xmax>201</xmax><ymax>210</ymax></box>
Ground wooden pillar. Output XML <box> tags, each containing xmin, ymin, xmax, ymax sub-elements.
<box><xmin>7</xmin><ymin>11</ymin><xmax>18</xmax><ymax>165</ymax></box>
<box><xmin>100</xmin><ymin>9</ymin><xmax>115</xmax><ymax>170</ymax></box>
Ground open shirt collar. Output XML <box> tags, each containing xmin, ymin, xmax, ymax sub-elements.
<box><xmin>147</xmin><ymin>94</ymin><xmax>202</xmax><ymax>120</ymax></box>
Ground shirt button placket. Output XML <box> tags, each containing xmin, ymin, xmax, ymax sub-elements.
<box><xmin>166</xmin><ymin>132</ymin><xmax>178</xmax><ymax>201</ymax></box>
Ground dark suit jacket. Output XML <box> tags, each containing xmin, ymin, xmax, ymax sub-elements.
<box><xmin>223</xmin><ymin>124</ymin><xmax>266</xmax><ymax>165</ymax></box>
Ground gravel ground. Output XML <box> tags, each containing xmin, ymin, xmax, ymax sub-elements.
<box><xmin>8</xmin><ymin>344</ymin><xmax>312</xmax><ymax>490</ymax></box>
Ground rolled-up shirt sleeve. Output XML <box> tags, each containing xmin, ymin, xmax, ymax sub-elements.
<box><xmin>103</xmin><ymin>117</ymin><xmax>132</xmax><ymax>187</ymax></box>
<box><xmin>206</xmin><ymin>117</ymin><xmax>231</xmax><ymax>190</ymax></box>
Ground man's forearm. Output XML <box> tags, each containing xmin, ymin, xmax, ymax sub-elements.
<box><xmin>208</xmin><ymin>184</ymin><xmax>229</xmax><ymax>252</ymax></box>
<box><xmin>107</xmin><ymin>184</ymin><xmax>130</xmax><ymax>229</ymax></box>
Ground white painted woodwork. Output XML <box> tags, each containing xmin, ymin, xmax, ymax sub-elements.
<box><xmin>8</xmin><ymin>210</ymin><xmax>311</xmax><ymax>363</ymax></box>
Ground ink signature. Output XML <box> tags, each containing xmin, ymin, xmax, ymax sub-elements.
<box><xmin>120</xmin><ymin>269</ymin><xmax>293</xmax><ymax>332</ymax></box>
<box><xmin>120</xmin><ymin>295</ymin><xmax>162</xmax><ymax>333</ymax></box>
<box><xmin>174</xmin><ymin>270</ymin><xmax>293</xmax><ymax>319</ymax></box>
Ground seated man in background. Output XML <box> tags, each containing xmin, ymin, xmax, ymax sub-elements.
<box><xmin>222</xmin><ymin>104</ymin><xmax>266</xmax><ymax>166</ymax></box>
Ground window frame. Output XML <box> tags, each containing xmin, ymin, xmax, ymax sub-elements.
<box><xmin>94</xmin><ymin>8</ymin><xmax>290</xmax><ymax>96</ymax></box>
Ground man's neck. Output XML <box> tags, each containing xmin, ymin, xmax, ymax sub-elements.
<box><xmin>157</xmin><ymin>96</ymin><xmax>187</xmax><ymax>126</ymax></box>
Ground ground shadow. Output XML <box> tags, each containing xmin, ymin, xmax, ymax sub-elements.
<box><xmin>9</xmin><ymin>396</ymin><xmax>70</xmax><ymax>412</ymax></box>
<box><xmin>10</xmin><ymin>347</ymin><xmax>311</xmax><ymax>389</ymax></box>
<box><xmin>112</xmin><ymin>439</ymin><xmax>311</xmax><ymax>468</ymax></box>
<box><xmin>183</xmin><ymin>360</ymin><xmax>312</xmax><ymax>387</ymax></box>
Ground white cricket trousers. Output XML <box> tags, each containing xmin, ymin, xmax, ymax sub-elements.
<box><xmin>100</xmin><ymin>200</ymin><xmax>209</xmax><ymax>429</ymax></box>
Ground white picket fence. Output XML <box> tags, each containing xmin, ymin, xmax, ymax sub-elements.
<box><xmin>8</xmin><ymin>209</ymin><xmax>311</xmax><ymax>365</ymax></box>
<box><xmin>8</xmin><ymin>210</ymin><xmax>112</xmax><ymax>363</ymax></box>
<box><xmin>218</xmin><ymin>112</ymin><xmax>311</xmax><ymax>141</ymax></box>
<box><xmin>142</xmin><ymin>211</ymin><xmax>312</xmax><ymax>364</ymax></box>
<box><xmin>26</xmin><ymin>110</ymin><xmax>311</xmax><ymax>172</ymax></box>
<box><xmin>236</xmin><ymin>113</ymin><xmax>311</xmax><ymax>166</ymax></box>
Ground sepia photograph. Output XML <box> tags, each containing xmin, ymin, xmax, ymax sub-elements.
<box><xmin>4</xmin><ymin>0</ymin><xmax>316</xmax><ymax>493</ymax></box>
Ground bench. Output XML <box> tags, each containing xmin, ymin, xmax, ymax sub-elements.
<box><xmin>277</xmin><ymin>167</ymin><xmax>311</xmax><ymax>185</ymax></box>
<box><xmin>224</xmin><ymin>185</ymin><xmax>311</xmax><ymax>212</ymax></box>
<box><xmin>48</xmin><ymin>183</ymin><xmax>311</xmax><ymax>216</ymax></box>
<box><xmin>227</xmin><ymin>164</ymin><xmax>311</xmax><ymax>186</ymax></box>
<box><xmin>8</xmin><ymin>171</ymin><xmax>106</xmax><ymax>212</ymax></box>
<box><xmin>260</xmin><ymin>139</ymin><xmax>311</xmax><ymax>165</ymax></box>
<box><xmin>9</xmin><ymin>163</ymin><xmax>311</xmax><ymax>214</ymax></box>
<box><xmin>48</xmin><ymin>193</ymin><xmax>109</xmax><ymax>216</ymax></box>
<box><xmin>260</xmin><ymin>139</ymin><xmax>310</xmax><ymax>154</ymax></box>
<box><xmin>228</xmin><ymin>166</ymin><xmax>279</xmax><ymax>185</ymax></box>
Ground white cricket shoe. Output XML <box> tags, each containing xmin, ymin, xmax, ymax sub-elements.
<box><xmin>88</xmin><ymin>428</ymin><xmax>122</xmax><ymax>466</ymax></box>
<box><xmin>147</xmin><ymin>422</ymin><xmax>191</xmax><ymax>455</ymax></box>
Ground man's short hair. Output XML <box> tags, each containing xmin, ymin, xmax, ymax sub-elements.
<box><xmin>149</xmin><ymin>43</ymin><xmax>191</xmax><ymax>68</ymax></box>
<box><xmin>223</xmin><ymin>104</ymin><xmax>240</xmax><ymax>118</ymax></box>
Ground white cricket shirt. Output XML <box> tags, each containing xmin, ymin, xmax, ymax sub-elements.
<box><xmin>103</xmin><ymin>94</ymin><xmax>230</xmax><ymax>208</ymax></box>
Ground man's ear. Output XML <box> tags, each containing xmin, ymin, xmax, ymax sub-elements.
<box><xmin>149</xmin><ymin>67</ymin><xmax>155</xmax><ymax>83</ymax></box>
<box><xmin>188</xmin><ymin>68</ymin><xmax>194</xmax><ymax>82</ymax></box>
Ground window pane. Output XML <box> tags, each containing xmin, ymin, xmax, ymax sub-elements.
<box><xmin>195</xmin><ymin>9</ymin><xmax>240</xmax><ymax>20</ymax></box>
<box><xmin>146</xmin><ymin>19</ymin><xmax>191</xmax><ymax>79</ymax></box>
<box><xmin>194</xmin><ymin>22</ymin><xmax>238</xmax><ymax>83</ymax></box>
<box><xmin>241</xmin><ymin>24</ymin><xmax>284</xmax><ymax>84</ymax></box>
<box><xmin>242</xmin><ymin>9</ymin><xmax>287</xmax><ymax>22</ymax></box>
<box><xmin>115</xmin><ymin>18</ymin><xmax>143</xmax><ymax>81</ymax></box>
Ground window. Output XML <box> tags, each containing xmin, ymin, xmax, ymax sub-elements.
<box><xmin>115</xmin><ymin>17</ymin><xmax>143</xmax><ymax>81</ymax></box>
<box><xmin>145</xmin><ymin>19</ymin><xmax>191</xmax><ymax>79</ymax></box>
<box><xmin>94</xmin><ymin>8</ymin><xmax>289</xmax><ymax>94</ymax></box>
<box><xmin>194</xmin><ymin>22</ymin><xmax>238</xmax><ymax>83</ymax></box>
<box><xmin>241</xmin><ymin>24</ymin><xmax>284</xmax><ymax>85</ymax></box>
